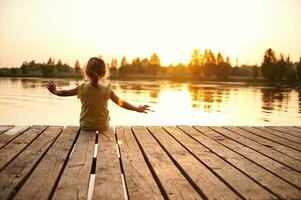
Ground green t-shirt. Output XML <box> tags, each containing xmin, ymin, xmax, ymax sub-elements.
<box><xmin>77</xmin><ymin>82</ymin><xmax>111</xmax><ymax>129</ymax></box>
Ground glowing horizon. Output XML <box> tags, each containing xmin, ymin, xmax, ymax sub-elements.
<box><xmin>0</xmin><ymin>0</ymin><xmax>300</xmax><ymax>67</ymax></box>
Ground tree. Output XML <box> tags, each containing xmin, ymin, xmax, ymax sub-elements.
<box><xmin>215</xmin><ymin>52</ymin><xmax>224</xmax><ymax>79</ymax></box>
<box><xmin>215</xmin><ymin>53</ymin><xmax>231</xmax><ymax>80</ymax></box>
<box><xmin>74</xmin><ymin>60</ymin><xmax>81</xmax><ymax>73</ymax></box>
<box><xmin>56</xmin><ymin>59</ymin><xmax>63</xmax><ymax>73</ymax></box>
<box><xmin>297</xmin><ymin>57</ymin><xmax>301</xmax><ymax>81</ymax></box>
<box><xmin>47</xmin><ymin>57</ymin><xmax>55</xmax><ymax>65</ymax></box>
<box><xmin>132</xmin><ymin>57</ymin><xmax>141</xmax><ymax>73</ymax></box>
<box><xmin>140</xmin><ymin>58</ymin><xmax>149</xmax><ymax>73</ymax></box>
<box><xmin>172</xmin><ymin>63</ymin><xmax>188</xmax><ymax>80</ymax></box>
<box><xmin>203</xmin><ymin>49</ymin><xmax>216</xmax><ymax>78</ymax></box>
<box><xmin>149</xmin><ymin>53</ymin><xmax>161</xmax><ymax>75</ymax></box>
<box><xmin>20</xmin><ymin>62</ymin><xmax>28</xmax><ymax>74</ymax></box>
<box><xmin>252</xmin><ymin>65</ymin><xmax>259</xmax><ymax>79</ymax></box>
<box><xmin>261</xmin><ymin>48</ymin><xmax>277</xmax><ymax>81</ymax></box>
<box><xmin>284</xmin><ymin>55</ymin><xmax>296</xmax><ymax>82</ymax></box>
<box><xmin>41</xmin><ymin>65</ymin><xmax>54</xmax><ymax>77</ymax></box>
<box><xmin>274</xmin><ymin>53</ymin><xmax>286</xmax><ymax>80</ymax></box>
<box><xmin>110</xmin><ymin>58</ymin><xmax>118</xmax><ymax>75</ymax></box>
<box><xmin>188</xmin><ymin>48</ymin><xmax>203</xmax><ymax>79</ymax></box>
<box><xmin>10</xmin><ymin>68</ymin><xmax>18</xmax><ymax>74</ymax></box>
<box><xmin>217</xmin><ymin>52</ymin><xmax>224</xmax><ymax>64</ymax></box>
<box><xmin>121</xmin><ymin>56</ymin><xmax>127</xmax><ymax>67</ymax></box>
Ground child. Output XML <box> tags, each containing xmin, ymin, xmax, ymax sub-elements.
<box><xmin>46</xmin><ymin>57</ymin><xmax>150</xmax><ymax>131</ymax></box>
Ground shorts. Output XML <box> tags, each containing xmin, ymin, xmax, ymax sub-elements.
<box><xmin>80</xmin><ymin>123</ymin><xmax>109</xmax><ymax>132</ymax></box>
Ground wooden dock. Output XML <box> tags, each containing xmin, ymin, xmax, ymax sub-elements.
<box><xmin>0</xmin><ymin>125</ymin><xmax>301</xmax><ymax>200</ymax></box>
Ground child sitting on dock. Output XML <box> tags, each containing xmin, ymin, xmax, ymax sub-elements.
<box><xmin>46</xmin><ymin>57</ymin><xmax>150</xmax><ymax>131</ymax></box>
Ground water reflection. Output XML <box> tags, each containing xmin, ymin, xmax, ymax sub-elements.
<box><xmin>260</xmin><ymin>88</ymin><xmax>290</xmax><ymax>112</ymax></box>
<box><xmin>187</xmin><ymin>85</ymin><xmax>230</xmax><ymax>112</ymax></box>
<box><xmin>0</xmin><ymin>78</ymin><xmax>300</xmax><ymax>126</ymax></box>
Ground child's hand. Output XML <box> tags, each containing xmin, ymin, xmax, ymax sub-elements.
<box><xmin>136</xmin><ymin>105</ymin><xmax>150</xmax><ymax>113</ymax></box>
<box><xmin>46</xmin><ymin>81</ymin><xmax>57</xmax><ymax>94</ymax></box>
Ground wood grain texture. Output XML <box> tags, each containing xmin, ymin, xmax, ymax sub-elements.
<box><xmin>52</xmin><ymin>129</ymin><xmax>95</xmax><ymax>200</ymax></box>
<box><xmin>0</xmin><ymin>125</ymin><xmax>14</xmax><ymax>134</ymax></box>
<box><xmin>148</xmin><ymin>126</ymin><xmax>240</xmax><ymax>200</ymax></box>
<box><xmin>0</xmin><ymin>126</ymin><xmax>47</xmax><ymax>171</ymax></box>
<box><xmin>0</xmin><ymin>126</ymin><xmax>62</xmax><ymax>200</ymax></box>
<box><xmin>267</xmin><ymin>126</ymin><xmax>301</xmax><ymax>138</ymax></box>
<box><xmin>116</xmin><ymin>126</ymin><xmax>164</xmax><ymax>200</ymax></box>
<box><xmin>209</xmin><ymin>126</ymin><xmax>301</xmax><ymax>188</ymax></box>
<box><xmin>13</xmin><ymin>126</ymin><xmax>80</xmax><ymax>200</ymax></box>
<box><xmin>256</xmin><ymin>126</ymin><xmax>301</xmax><ymax>144</ymax></box>
<box><xmin>224</xmin><ymin>126</ymin><xmax>301</xmax><ymax>172</ymax></box>
<box><xmin>163</xmin><ymin>126</ymin><xmax>276</xmax><ymax>200</ymax></box>
<box><xmin>132</xmin><ymin>126</ymin><xmax>201</xmax><ymax>200</ymax></box>
<box><xmin>93</xmin><ymin>127</ymin><xmax>124</xmax><ymax>200</ymax></box>
<box><xmin>0</xmin><ymin>125</ymin><xmax>299</xmax><ymax>200</ymax></box>
<box><xmin>245</xmin><ymin>126</ymin><xmax>301</xmax><ymax>151</ymax></box>
<box><xmin>235</xmin><ymin>126</ymin><xmax>301</xmax><ymax>161</ymax></box>
<box><xmin>0</xmin><ymin>126</ymin><xmax>29</xmax><ymax>149</ymax></box>
<box><xmin>180</xmin><ymin>126</ymin><xmax>301</xmax><ymax>199</ymax></box>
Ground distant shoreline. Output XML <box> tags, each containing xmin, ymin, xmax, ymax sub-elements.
<box><xmin>1</xmin><ymin>75</ymin><xmax>300</xmax><ymax>88</ymax></box>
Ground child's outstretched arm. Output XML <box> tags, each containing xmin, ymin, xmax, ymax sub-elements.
<box><xmin>46</xmin><ymin>81</ymin><xmax>78</xmax><ymax>96</ymax></box>
<box><xmin>110</xmin><ymin>90</ymin><xmax>150</xmax><ymax>113</ymax></box>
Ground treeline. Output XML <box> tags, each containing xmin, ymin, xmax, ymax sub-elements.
<box><xmin>0</xmin><ymin>58</ymin><xmax>82</xmax><ymax>78</ymax></box>
<box><xmin>109</xmin><ymin>48</ymin><xmax>301</xmax><ymax>82</ymax></box>
<box><xmin>261</xmin><ymin>48</ymin><xmax>301</xmax><ymax>81</ymax></box>
<box><xmin>1</xmin><ymin>48</ymin><xmax>301</xmax><ymax>83</ymax></box>
<box><xmin>110</xmin><ymin>50</ymin><xmax>244</xmax><ymax>80</ymax></box>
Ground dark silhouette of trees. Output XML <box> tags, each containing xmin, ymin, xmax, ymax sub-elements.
<box><xmin>121</xmin><ymin>56</ymin><xmax>127</xmax><ymax>67</ymax></box>
<box><xmin>252</xmin><ymin>65</ymin><xmax>259</xmax><ymax>79</ymax></box>
<box><xmin>188</xmin><ymin>48</ymin><xmax>202</xmax><ymax>79</ymax></box>
<box><xmin>74</xmin><ymin>60</ymin><xmax>81</xmax><ymax>74</ymax></box>
<box><xmin>172</xmin><ymin>63</ymin><xmax>188</xmax><ymax>80</ymax></box>
<box><xmin>261</xmin><ymin>48</ymin><xmax>278</xmax><ymax>81</ymax></box>
<box><xmin>20</xmin><ymin>62</ymin><xmax>28</xmax><ymax>74</ymax></box>
<box><xmin>118</xmin><ymin>53</ymin><xmax>162</xmax><ymax>76</ymax></box>
<box><xmin>203</xmin><ymin>49</ymin><xmax>216</xmax><ymax>78</ymax></box>
<box><xmin>261</xmin><ymin>49</ymin><xmax>299</xmax><ymax>82</ymax></box>
<box><xmin>2</xmin><ymin>48</ymin><xmax>300</xmax><ymax>83</ymax></box>
<box><xmin>110</xmin><ymin>58</ymin><xmax>118</xmax><ymax>75</ymax></box>
<box><xmin>149</xmin><ymin>53</ymin><xmax>161</xmax><ymax>75</ymax></box>
<box><xmin>297</xmin><ymin>57</ymin><xmax>301</xmax><ymax>81</ymax></box>
<box><xmin>47</xmin><ymin>57</ymin><xmax>55</xmax><ymax>65</ymax></box>
<box><xmin>284</xmin><ymin>55</ymin><xmax>296</xmax><ymax>82</ymax></box>
<box><xmin>216</xmin><ymin>53</ymin><xmax>231</xmax><ymax>80</ymax></box>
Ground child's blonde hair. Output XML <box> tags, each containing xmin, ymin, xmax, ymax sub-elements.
<box><xmin>85</xmin><ymin>57</ymin><xmax>108</xmax><ymax>86</ymax></box>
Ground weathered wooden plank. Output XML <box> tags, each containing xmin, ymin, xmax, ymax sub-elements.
<box><xmin>209</xmin><ymin>126</ymin><xmax>301</xmax><ymax>188</ymax></box>
<box><xmin>93</xmin><ymin>127</ymin><xmax>125</xmax><ymax>200</ymax></box>
<box><xmin>257</xmin><ymin>126</ymin><xmax>301</xmax><ymax>144</ymax></box>
<box><xmin>0</xmin><ymin>126</ymin><xmax>47</xmax><ymax>171</ymax></box>
<box><xmin>13</xmin><ymin>126</ymin><xmax>80</xmax><ymax>200</ymax></box>
<box><xmin>268</xmin><ymin>126</ymin><xmax>301</xmax><ymax>138</ymax></box>
<box><xmin>0</xmin><ymin>126</ymin><xmax>30</xmax><ymax>149</ymax></box>
<box><xmin>179</xmin><ymin>126</ymin><xmax>301</xmax><ymax>199</ymax></box>
<box><xmin>116</xmin><ymin>126</ymin><xmax>164</xmax><ymax>200</ymax></box>
<box><xmin>163</xmin><ymin>126</ymin><xmax>276</xmax><ymax>200</ymax></box>
<box><xmin>238</xmin><ymin>126</ymin><xmax>301</xmax><ymax>160</ymax></box>
<box><xmin>247</xmin><ymin>127</ymin><xmax>301</xmax><ymax>151</ymax></box>
<box><xmin>0</xmin><ymin>126</ymin><xmax>62</xmax><ymax>200</ymax></box>
<box><xmin>0</xmin><ymin>125</ymin><xmax>14</xmax><ymax>134</ymax></box>
<box><xmin>132</xmin><ymin>126</ymin><xmax>201</xmax><ymax>200</ymax></box>
<box><xmin>52</xmin><ymin>129</ymin><xmax>95</xmax><ymax>200</ymax></box>
<box><xmin>148</xmin><ymin>126</ymin><xmax>241</xmax><ymax>200</ymax></box>
<box><xmin>225</xmin><ymin>126</ymin><xmax>301</xmax><ymax>173</ymax></box>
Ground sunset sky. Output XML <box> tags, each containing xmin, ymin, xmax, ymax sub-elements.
<box><xmin>0</xmin><ymin>0</ymin><xmax>300</xmax><ymax>67</ymax></box>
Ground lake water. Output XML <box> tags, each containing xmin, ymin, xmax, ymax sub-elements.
<box><xmin>0</xmin><ymin>77</ymin><xmax>301</xmax><ymax>126</ymax></box>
